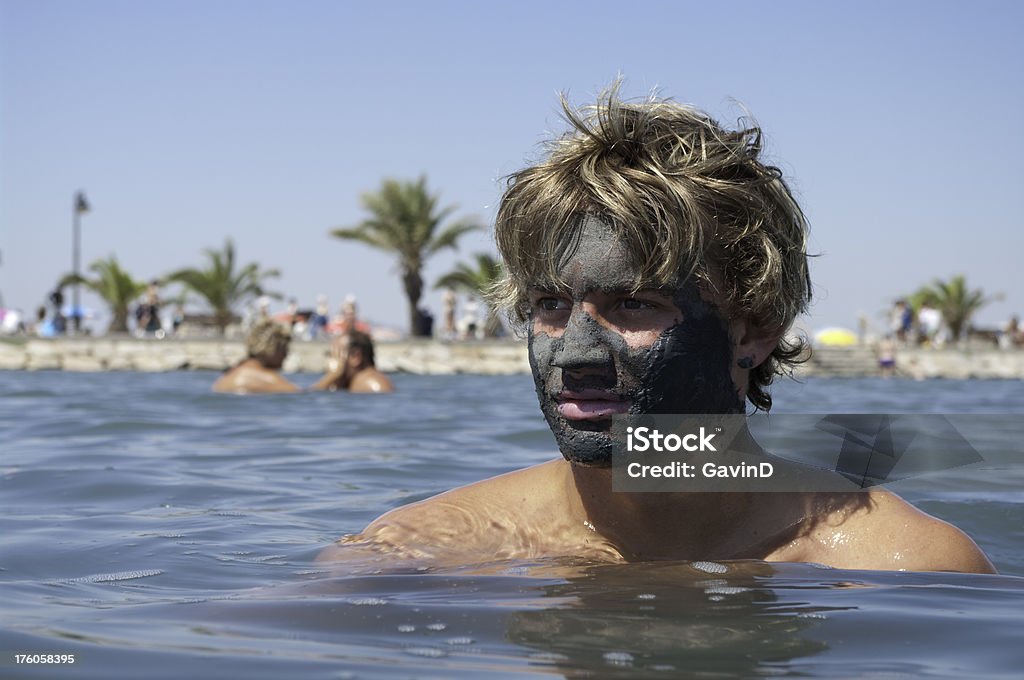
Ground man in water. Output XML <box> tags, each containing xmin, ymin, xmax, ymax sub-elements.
<box><xmin>320</xmin><ymin>89</ymin><xmax>994</xmax><ymax>573</ymax></box>
<box><xmin>213</xmin><ymin>318</ymin><xmax>301</xmax><ymax>394</ymax></box>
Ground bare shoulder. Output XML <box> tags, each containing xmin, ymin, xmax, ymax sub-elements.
<box><xmin>363</xmin><ymin>460</ymin><xmax>564</xmax><ymax>545</ymax></box>
<box><xmin>212</xmin><ymin>365</ymin><xmax>300</xmax><ymax>394</ymax></box>
<box><xmin>349</xmin><ymin>368</ymin><xmax>394</xmax><ymax>393</ymax></box>
<box><xmin>792</xmin><ymin>490</ymin><xmax>996</xmax><ymax>573</ymax></box>
<box><xmin>211</xmin><ymin>367</ymin><xmax>248</xmax><ymax>393</ymax></box>
<box><xmin>318</xmin><ymin>460</ymin><xmax>571</xmax><ymax>563</ymax></box>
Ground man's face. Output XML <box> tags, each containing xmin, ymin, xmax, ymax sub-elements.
<box><xmin>335</xmin><ymin>335</ymin><xmax>353</xmax><ymax>376</ymax></box>
<box><xmin>527</xmin><ymin>216</ymin><xmax>744</xmax><ymax>466</ymax></box>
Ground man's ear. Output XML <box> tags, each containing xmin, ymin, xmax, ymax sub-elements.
<box><xmin>731</xmin><ymin>319</ymin><xmax>782</xmax><ymax>370</ymax></box>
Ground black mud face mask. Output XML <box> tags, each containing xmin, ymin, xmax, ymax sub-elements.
<box><xmin>527</xmin><ymin>218</ymin><xmax>743</xmax><ymax>467</ymax></box>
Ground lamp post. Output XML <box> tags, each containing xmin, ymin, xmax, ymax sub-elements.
<box><xmin>72</xmin><ymin>191</ymin><xmax>90</xmax><ymax>334</ymax></box>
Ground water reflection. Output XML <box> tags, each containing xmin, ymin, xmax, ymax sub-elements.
<box><xmin>249</xmin><ymin>558</ymin><xmax>847</xmax><ymax>676</ymax></box>
<box><xmin>23</xmin><ymin>555</ymin><xmax>1024</xmax><ymax>679</ymax></box>
<box><xmin>503</xmin><ymin>560</ymin><xmax>836</xmax><ymax>677</ymax></box>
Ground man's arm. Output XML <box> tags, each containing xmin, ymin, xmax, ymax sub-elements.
<box><xmin>308</xmin><ymin>364</ymin><xmax>347</xmax><ymax>391</ymax></box>
<box><xmin>893</xmin><ymin>513</ymin><xmax>997</xmax><ymax>574</ymax></box>
<box><xmin>316</xmin><ymin>499</ymin><xmax>490</xmax><ymax>566</ymax></box>
<box><xmin>800</xmin><ymin>491</ymin><xmax>997</xmax><ymax>574</ymax></box>
<box><xmin>309</xmin><ymin>337</ymin><xmax>351</xmax><ymax>391</ymax></box>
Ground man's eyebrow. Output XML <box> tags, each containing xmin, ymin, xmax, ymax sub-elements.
<box><xmin>604</xmin><ymin>283</ymin><xmax>677</xmax><ymax>296</ymax></box>
<box><xmin>527</xmin><ymin>283</ymin><xmax>567</xmax><ymax>294</ymax></box>
<box><xmin>631</xmin><ymin>284</ymin><xmax>677</xmax><ymax>295</ymax></box>
<box><xmin>527</xmin><ymin>283</ymin><xmax>677</xmax><ymax>296</ymax></box>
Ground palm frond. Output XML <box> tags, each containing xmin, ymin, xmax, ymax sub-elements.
<box><xmin>435</xmin><ymin>253</ymin><xmax>503</xmax><ymax>294</ymax></box>
<box><xmin>58</xmin><ymin>256</ymin><xmax>147</xmax><ymax>333</ymax></box>
<box><xmin>328</xmin><ymin>176</ymin><xmax>479</xmax><ymax>335</ymax></box>
<box><xmin>909</xmin><ymin>274</ymin><xmax>992</xmax><ymax>340</ymax></box>
<box><xmin>426</xmin><ymin>220</ymin><xmax>481</xmax><ymax>256</ymax></box>
<box><xmin>164</xmin><ymin>239</ymin><xmax>281</xmax><ymax>333</ymax></box>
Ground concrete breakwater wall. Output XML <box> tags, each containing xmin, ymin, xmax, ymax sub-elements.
<box><xmin>803</xmin><ymin>345</ymin><xmax>1024</xmax><ymax>379</ymax></box>
<box><xmin>0</xmin><ymin>338</ymin><xmax>532</xmax><ymax>375</ymax></box>
<box><xmin>1</xmin><ymin>338</ymin><xmax>1023</xmax><ymax>379</ymax></box>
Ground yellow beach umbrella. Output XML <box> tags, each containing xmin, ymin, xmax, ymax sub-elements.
<box><xmin>814</xmin><ymin>327</ymin><xmax>859</xmax><ymax>346</ymax></box>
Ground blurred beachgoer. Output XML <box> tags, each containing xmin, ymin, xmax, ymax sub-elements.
<box><xmin>240</xmin><ymin>300</ymin><xmax>256</xmax><ymax>334</ymax></box>
<box><xmin>1</xmin><ymin>308</ymin><xmax>23</xmax><ymax>335</ymax></box>
<box><xmin>459</xmin><ymin>297</ymin><xmax>480</xmax><ymax>339</ymax></box>
<box><xmin>292</xmin><ymin>313</ymin><xmax>310</xmax><ymax>340</ymax></box>
<box><xmin>416</xmin><ymin>307</ymin><xmax>434</xmax><ymax>338</ymax></box>
<box><xmin>997</xmin><ymin>315</ymin><xmax>1023</xmax><ymax>349</ymax></box>
<box><xmin>29</xmin><ymin>306</ymin><xmax>46</xmax><ymax>336</ymax></box>
<box><xmin>876</xmin><ymin>334</ymin><xmax>897</xmax><ymax>377</ymax></box>
<box><xmin>340</xmin><ymin>295</ymin><xmax>358</xmax><ymax>331</ymax></box>
<box><xmin>135</xmin><ymin>281</ymin><xmax>163</xmax><ymax>336</ymax></box>
<box><xmin>213</xmin><ymin>319</ymin><xmax>301</xmax><ymax>394</ymax></box>
<box><xmin>902</xmin><ymin>304</ymin><xmax>914</xmax><ymax>340</ymax></box>
<box><xmin>917</xmin><ymin>302</ymin><xmax>943</xmax><ymax>346</ymax></box>
<box><xmin>275</xmin><ymin>298</ymin><xmax>310</xmax><ymax>337</ymax></box>
<box><xmin>311</xmin><ymin>330</ymin><xmax>394</xmax><ymax>393</ymax></box>
<box><xmin>49</xmin><ymin>289</ymin><xmax>67</xmax><ymax>335</ymax></box>
<box><xmin>890</xmin><ymin>299</ymin><xmax>913</xmax><ymax>343</ymax></box>
<box><xmin>857</xmin><ymin>311</ymin><xmax>868</xmax><ymax>345</ymax></box>
<box><xmin>321</xmin><ymin>87</ymin><xmax>993</xmax><ymax>573</ymax></box>
<box><xmin>441</xmin><ymin>288</ymin><xmax>457</xmax><ymax>339</ymax></box>
<box><xmin>285</xmin><ymin>298</ymin><xmax>299</xmax><ymax>329</ymax></box>
<box><xmin>145</xmin><ymin>281</ymin><xmax>162</xmax><ymax>333</ymax></box>
<box><xmin>311</xmin><ymin>294</ymin><xmax>329</xmax><ymax>339</ymax></box>
<box><xmin>172</xmin><ymin>304</ymin><xmax>185</xmax><ymax>335</ymax></box>
<box><xmin>888</xmin><ymin>300</ymin><xmax>902</xmax><ymax>337</ymax></box>
<box><xmin>328</xmin><ymin>294</ymin><xmax>371</xmax><ymax>335</ymax></box>
<box><xmin>257</xmin><ymin>296</ymin><xmax>271</xmax><ymax>321</ymax></box>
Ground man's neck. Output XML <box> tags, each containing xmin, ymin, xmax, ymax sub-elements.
<box><xmin>240</xmin><ymin>357</ymin><xmax>278</xmax><ymax>372</ymax></box>
<box><xmin>565</xmin><ymin>463</ymin><xmax>802</xmax><ymax>561</ymax></box>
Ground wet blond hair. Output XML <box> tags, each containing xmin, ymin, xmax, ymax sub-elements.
<box><xmin>246</xmin><ymin>319</ymin><xmax>291</xmax><ymax>364</ymax></box>
<box><xmin>491</xmin><ymin>86</ymin><xmax>811</xmax><ymax>411</ymax></box>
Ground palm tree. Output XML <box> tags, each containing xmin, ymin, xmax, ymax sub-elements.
<box><xmin>166</xmin><ymin>239</ymin><xmax>281</xmax><ymax>335</ymax></box>
<box><xmin>436</xmin><ymin>253</ymin><xmax>505</xmax><ymax>337</ymax></box>
<box><xmin>330</xmin><ymin>176</ymin><xmax>479</xmax><ymax>336</ymax></box>
<box><xmin>909</xmin><ymin>275</ymin><xmax>991</xmax><ymax>341</ymax></box>
<box><xmin>59</xmin><ymin>256</ymin><xmax>147</xmax><ymax>333</ymax></box>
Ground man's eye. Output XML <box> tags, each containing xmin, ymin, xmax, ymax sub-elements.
<box><xmin>538</xmin><ymin>298</ymin><xmax>567</xmax><ymax>311</ymax></box>
<box><xmin>621</xmin><ymin>298</ymin><xmax>650</xmax><ymax>311</ymax></box>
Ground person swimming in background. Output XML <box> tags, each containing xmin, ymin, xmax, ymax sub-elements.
<box><xmin>319</xmin><ymin>85</ymin><xmax>994</xmax><ymax>573</ymax></box>
<box><xmin>316</xmin><ymin>330</ymin><xmax>394</xmax><ymax>393</ymax></box>
<box><xmin>213</xmin><ymin>318</ymin><xmax>301</xmax><ymax>394</ymax></box>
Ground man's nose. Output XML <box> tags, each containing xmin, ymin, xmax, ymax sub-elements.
<box><xmin>552</xmin><ymin>309</ymin><xmax>613</xmax><ymax>374</ymax></box>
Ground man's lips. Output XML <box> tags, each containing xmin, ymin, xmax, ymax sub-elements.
<box><xmin>555</xmin><ymin>390</ymin><xmax>629</xmax><ymax>420</ymax></box>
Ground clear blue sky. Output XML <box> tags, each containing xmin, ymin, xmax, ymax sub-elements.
<box><xmin>2</xmin><ymin>0</ymin><xmax>1022</xmax><ymax>334</ymax></box>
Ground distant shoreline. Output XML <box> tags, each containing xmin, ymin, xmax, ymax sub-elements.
<box><xmin>1</xmin><ymin>337</ymin><xmax>1023</xmax><ymax>379</ymax></box>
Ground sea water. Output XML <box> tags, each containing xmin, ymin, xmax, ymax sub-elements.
<box><xmin>1</xmin><ymin>370</ymin><xmax>1023</xmax><ymax>679</ymax></box>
